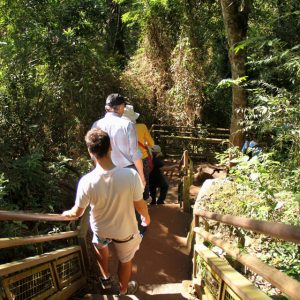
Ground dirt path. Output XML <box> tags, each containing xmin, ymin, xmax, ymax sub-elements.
<box><xmin>132</xmin><ymin>203</ymin><xmax>192</xmax><ymax>284</ymax></box>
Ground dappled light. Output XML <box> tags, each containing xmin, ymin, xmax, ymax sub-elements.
<box><xmin>1</xmin><ymin>0</ymin><xmax>300</xmax><ymax>299</ymax></box>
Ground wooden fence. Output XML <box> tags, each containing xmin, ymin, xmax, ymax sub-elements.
<box><xmin>0</xmin><ymin>210</ymin><xmax>90</xmax><ymax>300</ymax></box>
<box><xmin>150</xmin><ymin>124</ymin><xmax>230</xmax><ymax>161</ymax></box>
<box><xmin>192</xmin><ymin>209</ymin><xmax>300</xmax><ymax>300</ymax></box>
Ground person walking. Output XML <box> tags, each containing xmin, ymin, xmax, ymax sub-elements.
<box><xmin>149</xmin><ymin>145</ymin><xmax>169</xmax><ymax>205</ymax></box>
<box><xmin>92</xmin><ymin>93</ymin><xmax>145</xmax><ymax>186</ymax></box>
<box><xmin>122</xmin><ymin>105</ymin><xmax>155</xmax><ymax>203</ymax></box>
<box><xmin>62</xmin><ymin>128</ymin><xmax>150</xmax><ymax>296</ymax></box>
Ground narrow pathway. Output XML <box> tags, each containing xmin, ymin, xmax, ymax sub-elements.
<box><xmin>130</xmin><ymin>203</ymin><xmax>193</xmax><ymax>298</ymax></box>
<box><xmin>78</xmin><ymin>178</ymin><xmax>196</xmax><ymax>299</ymax></box>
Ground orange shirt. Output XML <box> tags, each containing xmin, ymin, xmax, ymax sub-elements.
<box><xmin>135</xmin><ymin>123</ymin><xmax>155</xmax><ymax>159</ymax></box>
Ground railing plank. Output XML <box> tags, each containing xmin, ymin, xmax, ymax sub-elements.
<box><xmin>0</xmin><ymin>246</ymin><xmax>81</xmax><ymax>276</ymax></box>
<box><xmin>0</xmin><ymin>231</ymin><xmax>78</xmax><ymax>249</ymax></box>
<box><xmin>194</xmin><ymin>210</ymin><xmax>300</xmax><ymax>244</ymax></box>
<box><xmin>50</xmin><ymin>277</ymin><xmax>87</xmax><ymax>300</ymax></box>
<box><xmin>0</xmin><ymin>210</ymin><xmax>78</xmax><ymax>221</ymax></box>
<box><xmin>160</xmin><ymin>135</ymin><xmax>229</xmax><ymax>143</ymax></box>
<box><xmin>195</xmin><ymin>243</ymin><xmax>271</xmax><ymax>300</ymax></box>
<box><xmin>194</xmin><ymin>228</ymin><xmax>300</xmax><ymax>300</ymax></box>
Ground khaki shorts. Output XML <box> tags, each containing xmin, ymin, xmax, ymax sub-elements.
<box><xmin>93</xmin><ymin>233</ymin><xmax>142</xmax><ymax>263</ymax></box>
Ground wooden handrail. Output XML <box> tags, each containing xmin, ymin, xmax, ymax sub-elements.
<box><xmin>150</xmin><ymin>124</ymin><xmax>230</xmax><ymax>132</ymax></box>
<box><xmin>0</xmin><ymin>210</ymin><xmax>78</xmax><ymax>222</ymax></box>
<box><xmin>194</xmin><ymin>228</ymin><xmax>300</xmax><ymax>300</ymax></box>
<box><xmin>194</xmin><ymin>210</ymin><xmax>300</xmax><ymax>244</ymax></box>
<box><xmin>159</xmin><ymin>135</ymin><xmax>229</xmax><ymax>143</ymax></box>
<box><xmin>0</xmin><ymin>231</ymin><xmax>79</xmax><ymax>249</ymax></box>
<box><xmin>195</xmin><ymin>243</ymin><xmax>271</xmax><ymax>300</ymax></box>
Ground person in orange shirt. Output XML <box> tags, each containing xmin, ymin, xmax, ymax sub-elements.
<box><xmin>122</xmin><ymin>105</ymin><xmax>154</xmax><ymax>203</ymax></box>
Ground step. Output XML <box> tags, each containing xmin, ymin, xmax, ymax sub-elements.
<box><xmin>80</xmin><ymin>281</ymin><xmax>197</xmax><ymax>299</ymax></box>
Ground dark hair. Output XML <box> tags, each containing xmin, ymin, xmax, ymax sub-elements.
<box><xmin>106</xmin><ymin>93</ymin><xmax>126</xmax><ymax>107</ymax></box>
<box><xmin>85</xmin><ymin>128</ymin><xmax>110</xmax><ymax>158</ymax></box>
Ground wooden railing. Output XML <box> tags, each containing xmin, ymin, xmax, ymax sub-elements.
<box><xmin>150</xmin><ymin>124</ymin><xmax>229</xmax><ymax>161</ymax></box>
<box><xmin>0</xmin><ymin>210</ymin><xmax>90</xmax><ymax>300</ymax></box>
<box><xmin>192</xmin><ymin>209</ymin><xmax>300</xmax><ymax>300</ymax></box>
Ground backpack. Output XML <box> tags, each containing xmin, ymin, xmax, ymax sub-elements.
<box><xmin>138</xmin><ymin>141</ymin><xmax>153</xmax><ymax>172</ymax></box>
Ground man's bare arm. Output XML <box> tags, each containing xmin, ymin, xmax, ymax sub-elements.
<box><xmin>134</xmin><ymin>199</ymin><xmax>150</xmax><ymax>226</ymax></box>
<box><xmin>62</xmin><ymin>206</ymin><xmax>85</xmax><ymax>218</ymax></box>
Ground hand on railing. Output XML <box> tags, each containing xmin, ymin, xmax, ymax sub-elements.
<box><xmin>0</xmin><ymin>210</ymin><xmax>79</xmax><ymax>221</ymax></box>
<box><xmin>62</xmin><ymin>206</ymin><xmax>85</xmax><ymax>218</ymax></box>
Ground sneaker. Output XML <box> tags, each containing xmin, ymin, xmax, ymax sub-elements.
<box><xmin>156</xmin><ymin>200</ymin><xmax>165</xmax><ymax>205</ymax></box>
<box><xmin>119</xmin><ymin>280</ymin><xmax>139</xmax><ymax>295</ymax></box>
<box><xmin>99</xmin><ymin>276</ymin><xmax>112</xmax><ymax>289</ymax></box>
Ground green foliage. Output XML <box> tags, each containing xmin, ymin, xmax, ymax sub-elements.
<box><xmin>217</xmin><ymin>76</ymin><xmax>248</xmax><ymax>88</ymax></box>
<box><xmin>262</xmin><ymin>241</ymin><xmax>300</xmax><ymax>280</ymax></box>
<box><xmin>119</xmin><ymin>0</ymin><xmax>231</xmax><ymax>127</ymax></box>
<box><xmin>0</xmin><ymin>173</ymin><xmax>8</xmax><ymax>202</ymax></box>
<box><xmin>0</xmin><ymin>0</ymin><xmax>123</xmax><ymax>213</ymax></box>
<box><xmin>214</xmin><ymin>141</ymin><xmax>299</xmax><ymax>280</ymax></box>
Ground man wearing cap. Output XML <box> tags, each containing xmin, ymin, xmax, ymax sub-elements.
<box><xmin>92</xmin><ymin>93</ymin><xmax>146</xmax><ymax>186</ymax></box>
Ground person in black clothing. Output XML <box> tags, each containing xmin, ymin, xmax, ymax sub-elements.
<box><xmin>149</xmin><ymin>145</ymin><xmax>169</xmax><ymax>205</ymax></box>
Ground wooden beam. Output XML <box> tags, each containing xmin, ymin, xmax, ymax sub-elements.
<box><xmin>160</xmin><ymin>135</ymin><xmax>229</xmax><ymax>143</ymax></box>
<box><xmin>0</xmin><ymin>231</ymin><xmax>78</xmax><ymax>249</ymax></box>
<box><xmin>0</xmin><ymin>210</ymin><xmax>78</xmax><ymax>221</ymax></box>
<box><xmin>195</xmin><ymin>243</ymin><xmax>271</xmax><ymax>300</ymax></box>
<box><xmin>194</xmin><ymin>210</ymin><xmax>300</xmax><ymax>244</ymax></box>
<box><xmin>0</xmin><ymin>246</ymin><xmax>81</xmax><ymax>276</ymax></box>
<box><xmin>51</xmin><ymin>277</ymin><xmax>87</xmax><ymax>300</ymax></box>
<box><xmin>194</xmin><ymin>228</ymin><xmax>300</xmax><ymax>300</ymax></box>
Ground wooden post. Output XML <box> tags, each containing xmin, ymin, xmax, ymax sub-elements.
<box><xmin>187</xmin><ymin>217</ymin><xmax>196</xmax><ymax>254</ymax></box>
<box><xmin>233</xmin><ymin>229</ymin><xmax>246</xmax><ymax>273</ymax></box>
<box><xmin>194</xmin><ymin>217</ymin><xmax>210</xmax><ymax>245</ymax></box>
<box><xmin>182</xmin><ymin>150</ymin><xmax>192</xmax><ymax>213</ymax></box>
<box><xmin>183</xmin><ymin>175</ymin><xmax>190</xmax><ymax>212</ymax></box>
<box><xmin>188</xmin><ymin>159</ymin><xmax>194</xmax><ymax>186</ymax></box>
<box><xmin>183</xmin><ymin>150</ymin><xmax>188</xmax><ymax>174</ymax></box>
<box><xmin>77</xmin><ymin>209</ymin><xmax>90</xmax><ymax>272</ymax></box>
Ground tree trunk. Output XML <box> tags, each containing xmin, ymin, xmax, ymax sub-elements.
<box><xmin>220</xmin><ymin>0</ymin><xmax>251</xmax><ymax>147</ymax></box>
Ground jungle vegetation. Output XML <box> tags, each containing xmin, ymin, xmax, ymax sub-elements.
<box><xmin>0</xmin><ymin>0</ymin><xmax>299</xmax><ymax>285</ymax></box>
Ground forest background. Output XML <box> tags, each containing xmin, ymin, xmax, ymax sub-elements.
<box><xmin>0</xmin><ymin>0</ymin><xmax>299</xmax><ymax>285</ymax></box>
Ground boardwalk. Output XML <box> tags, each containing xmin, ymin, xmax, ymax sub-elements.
<box><xmin>77</xmin><ymin>182</ymin><xmax>196</xmax><ymax>299</ymax></box>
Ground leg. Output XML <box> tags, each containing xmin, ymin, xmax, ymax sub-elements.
<box><xmin>118</xmin><ymin>260</ymin><xmax>132</xmax><ymax>293</ymax></box>
<box><xmin>149</xmin><ymin>178</ymin><xmax>157</xmax><ymax>204</ymax></box>
<box><xmin>114</xmin><ymin>234</ymin><xmax>142</xmax><ymax>295</ymax></box>
<box><xmin>157</xmin><ymin>175</ymin><xmax>169</xmax><ymax>204</ymax></box>
<box><xmin>142</xmin><ymin>158</ymin><xmax>150</xmax><ymax>200</ymax></box>
<box><xmin>94</xmin><ymin>244</ymin><xmax>110</xmax><ymax>278</ymax></box>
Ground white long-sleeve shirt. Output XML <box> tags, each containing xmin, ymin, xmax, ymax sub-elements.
<box><xmin>92</xmin><ymin>112</ymin><xmax>142</xmax><ymax>167</ymax></box>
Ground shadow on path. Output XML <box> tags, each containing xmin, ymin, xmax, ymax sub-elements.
<box><xmin>132</xmin><ymin>204</ymin><xmax>193</xmax><ymax>285</ymax></box>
